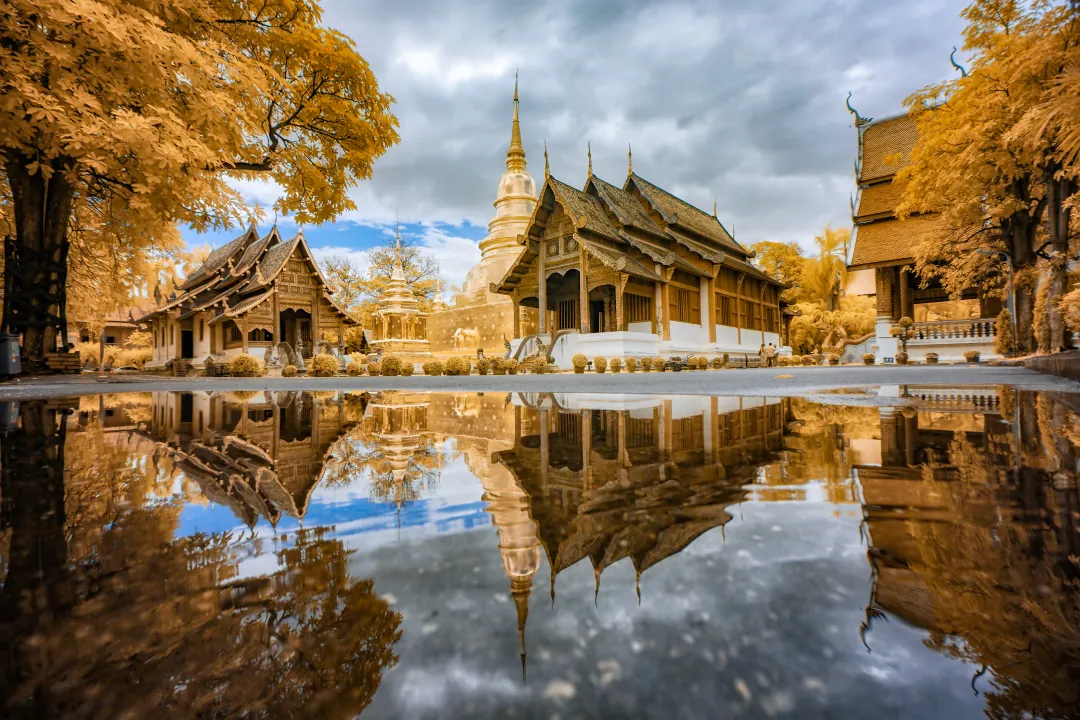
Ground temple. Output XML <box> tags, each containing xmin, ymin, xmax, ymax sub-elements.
<box><xmin>141</xmin><ymin>226</ymin><xmax>357</xmax><ymax>373</ymax></box>
<box><xmin>845</xmin><ymin>100</ymin><xmax>1001</xmax><ymax>362</ymax></box>
<box><xmin>428</xmin><ymin>75</ymin><xmax>540</xmax><ymax>357</ymax></box>
<box><xmin>491</xmin><ymin>147</ymin><xmax>789</xmax><ymax>368</ymax></box>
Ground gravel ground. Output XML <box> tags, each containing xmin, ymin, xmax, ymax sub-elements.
<box><xmin>0</xmin><ymin>364</ymin><xmax>1076</xmax><ymax>400</ymax></box>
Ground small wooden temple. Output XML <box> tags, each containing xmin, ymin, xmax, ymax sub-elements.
<box><xmin>141</xmin><ymin>226</ymin><xmax>357</xmax><ymax>372</ymax></box>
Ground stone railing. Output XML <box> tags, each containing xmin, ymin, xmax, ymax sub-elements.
<box><xmin>904</xmin><ymin>318</ymin><xmax>997</xmax><ymax>343</ymax></box>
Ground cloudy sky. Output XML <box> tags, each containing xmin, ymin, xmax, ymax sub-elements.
<box><xmin>181</xmin><ymin>0</ymin><xmax>970</xmax><ymax>291</ymax></box>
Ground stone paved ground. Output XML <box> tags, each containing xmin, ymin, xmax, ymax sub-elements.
<box><xmin>0</xmin><ymin>364</ymin><xmax>1075</xmax><ymax>400</ymax></box>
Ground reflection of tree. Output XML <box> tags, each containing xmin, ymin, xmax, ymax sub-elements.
<box><xmin>909</xmin><ymin>404</ymin><xmax>1080</xmax><ymax>719</ymax></box>
<box><xmin>368</xmin><ymin>443</ymin><xmax>441</xmax><ymax>508</ymax></box>
<box><xmin>1</xmin><ymin>402</ymin><xmax>402</xmax><ymax>719</ymax></box>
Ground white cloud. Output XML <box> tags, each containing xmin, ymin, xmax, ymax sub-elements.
<box><xmin>309</xmin><ymin>245</ymin><xmax>372</xmax><ymax>277</ymax></box>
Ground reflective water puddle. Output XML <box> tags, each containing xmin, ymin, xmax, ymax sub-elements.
<box><xmin>1</xmin><ymin>387</ymin><xmax>1078</xmax><ymax>718</ymax></box>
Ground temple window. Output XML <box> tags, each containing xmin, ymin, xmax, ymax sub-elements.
<box><xmin>228</xmin><ymin>324</ymin><xmax>242</xmax><ymax>343</ymax></box>
<box><xmin>669</xmin><ymin>271</ymin><xmax>701</xmax><ymax>324</ymax></box>
<box><xmin>625</xmin><ymin>293</ymin><xmax>653</xmax><ymax>324</ymax></box>
<box><xmin>199</xmin><ymin>320</ymin><xmax>204</xmax><ymax>342</ymax></box>
<box><xmin>247</xmin><ymin>329</ymin><xmax>274</xmax><ymax>342</ymax></box>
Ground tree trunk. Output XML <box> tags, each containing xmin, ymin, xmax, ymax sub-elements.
<box><xmin>1004</xmin><ymin>213</ymin><xmax>1038</xmax><ymax>354</ymax></box>
<box><xmin>2</xmin><ymin>151</ymin><xmax>75</xmax><ymax>372</ymax></box>
<box><xmin>1046</xmin><ymin>167</ymin><xmax>1073</xmax><ymax>352</ymax></box>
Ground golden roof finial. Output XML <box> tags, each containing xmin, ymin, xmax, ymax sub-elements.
<box><xmin>587</xmin><ymin>141</ymin><xmax>593</xmax><ymax>177</ymax></box>
<box><xmin>506</xmin><ymin>71</ymin><xmax>526</xmax><ymax>172</ymax></box>
<box><xmin>543</xmin><ymin>140</ymin><xmax>549</xmax><ymax>178</ymax></box>
<box><xmin>713</xmin><ymin>198</ymin><xmax>717</xmax><ymax>218</ymax></box>
<box><xmin>627</xmin><ymin>143</ymin><xmax>633</xmax><ymax>175</ymax></box>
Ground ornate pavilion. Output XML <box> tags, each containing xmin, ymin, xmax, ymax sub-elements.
<box><xmin>369</xmin><ymin>231</ymin><xmax>433</xmax><ymax>363</ymax></box>
<box><xmin>491</xmin><ymin>148</ymin><xmax>788</xmax><ymax>368</ymax></box>
<box><xmin>845</xmin><ymin>98</ymin><xmax>1001</xmax><ymax>363</ymax></box>
<box><xmin>142</xmin><ymin>226</ymin><xmax>357</xmax><ymax>371</ymax></box>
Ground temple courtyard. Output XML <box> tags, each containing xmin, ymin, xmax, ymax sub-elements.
<box><xmin>1</xmin><ymin>364</ymin><xmax>1074</xmax><ymax>401</ymax></box>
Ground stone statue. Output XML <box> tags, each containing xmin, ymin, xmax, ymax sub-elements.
<box><xmin>503</xmin><ymin>335</ymin><xmax>512</xmax><ymax>358</ymax></box>
<box><xmin>263</xmin><ymin>344</ymin><xmax>280</xmax><ymax>368</ymax></box>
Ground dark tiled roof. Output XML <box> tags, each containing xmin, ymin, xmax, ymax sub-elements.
<box><xmin>548</xmin><ymin>177</ymin><xmax>621</xmax><ymax>242</ymax></box>
<box><xmin>179</xmin><ymin>228</ymin><xmax>254</xmax><ymax>290</ymax></box>
<box><xmin>628</xmin><ymin>174</ymin><xmax>746</xmax><ymax>255</ymax></box>
<box><xmin>581</xmin><ymin>240</ymin><xmax>663</xmax><ymax>282</ymax></box>
<box><xmin>233</xmin><ymin>230</ymin><xmax>277</xmax><ymax>275</ymax></box>
<box><xmin>859</xmin><ymin>115</ymin><xmax>918</xmax><ymax>184</ymax></box>
<box><xmin>849</xmin><ymin>215</ymin><xmax>941</xmax><ymax>267</ymax></box>
<box><xmin>855</xmin><ymin>180</ymin><xmax>905</xmax><ymax>219</ymax></box>
<box><xmin>242</xmin><ymin>236</ymin><xmax>300</xmax><ymax>292</ymax></box>
<box><xmin>587</xmin><ymin>175</ymin><xmax>665</xmax><ymax>238</ymax></box>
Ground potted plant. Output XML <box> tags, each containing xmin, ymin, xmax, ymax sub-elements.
<box><xmin>827</xmin><ymin>353</ymin><xmax>840</xmax><ymax>365</ymax></box>
<box><xmin>572</xmin><ymin>353</ymin><xmax>587</xmax><ymax>374</ymax></box>
<box><xmin>625</xmin><ymin>357</ymin><xmax>638</xmax><ymax>373</ymax></box>
<box><xmin>862</xmin><ymin>353</ymin><xmax>875</xmax><ymax>365</ymax></box>
<box><xmin>963</xmin><ymin>350</ymin><xmax>981</xmax><ymax>363</ymax></box>
<box><xmin>895</xmin><ymin>352</ymin><xmax>909</xmax><ymax>365</ymax></box>
<box><xmin>594</xmin><ymin>356</ymin><xmax>607</xmax><ymax>373</ymax></box>
<box><xmin>609</xmin><ymin>357</ymin><xmax>622</xmax><ymax>373</ymax></box>
<box><xmin>925</xmin><ymin>352</ymin><xmax>939</xmax><ymax>365</ymax></box>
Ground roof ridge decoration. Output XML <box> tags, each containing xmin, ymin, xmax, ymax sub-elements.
<box><xmin>543</xmin><ymin>140</ymin><xmax>549</xmax><ymax>177</ymax></box>
<box><xmin>587</xmin><ymin>141</ymin><xmax>592</xmax><ymax>178</ymax></box>
<box><xmin>950</xmin><ymin>46</ymin><xmax>968</xmax><ymax>78</ymax></box>
<box><xmin>627</xmin><ymin>144</ymin><xmax>632</xmax><ymax>175</ymax></box>
<box><xmin>846</xmin><ymin>91</ymin><xmax>873</xmax><ymax>128</ymax></box>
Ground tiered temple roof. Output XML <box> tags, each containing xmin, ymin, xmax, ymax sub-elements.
<box><xmin>142</xmin><ymin>226</ymin><xmax>355</xmax><ymax>326</ymax></box>
<box><xmin>492</xmin><ymin>166</ymin><xmax>779</xmax><ymax>295</ymax></box>
<box><xmin>848</xmin><ymin>113</ymin><xmax>942</xmax><ymax>269</ymax></box>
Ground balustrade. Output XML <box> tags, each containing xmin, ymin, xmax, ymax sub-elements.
<box><xmin>900</xmin><ymin>318</ymin><xmax>998</xmax><ymax>343</ymax></box>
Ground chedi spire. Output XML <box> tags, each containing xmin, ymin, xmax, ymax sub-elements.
<box><xmin>506</xmin><ymin>71</ymin><xmax>527</xmax><ymax>172</ymax></box>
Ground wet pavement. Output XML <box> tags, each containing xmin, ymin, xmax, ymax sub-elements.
<box><xmin>1</xmin><ymin>386</ymin><xmax>1078</xmax><ymax>718</ymax></box>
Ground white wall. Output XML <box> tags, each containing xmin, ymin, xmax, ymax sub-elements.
<box><xmin>628</xmin><ymin>321</ymin><xmax>652</xmax><ymax>334</ymax></box>
<box><xmin>669</xmin><ymin>321</ymin><xmax>707</xmax><ymax>345</ymax></box>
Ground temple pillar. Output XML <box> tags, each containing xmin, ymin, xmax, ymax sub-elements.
<box><xmin>615</xmin><ymin>275</ymin><xmax>625</xmax><ymax>332</ymax></box>
<box><xmin>707</xmin><ymin>274</ymin><xmax>717</xmax><ymax>343</ymax></box>
<box><xmin>700</xmin><ymin>275</ymin><xmax>711</xmax><ymax>338</ymax></box>
<box><xmin>899</xmin><ymin>266</ymin><xmax>914</xmax><ymax>320</ymax></box>
<box><xmin>272</xmin><ymin>290</ymin><xmax>280</xmax><ymax>346</ymax></box>
<box><xmin>654</xmin><ymin>264</ymin><xmax>664</xmax><ymax>337</ymax></box>
<box><xmin>242</xmin><ymin>315</ymin><xmax>249</xmax><ymax>353</ymax></box>
<box><xmin>538</xmin><ymin>242</ymin><xmax>547</xmax><ymax>334</ymax></box>
<box><xmin>735</xmin><ymin>274</ymin><xmax>745</xmax><ymax>345</ymax></box>
<box><xmin>875</xmin><ymin>267</ymin><xmax>899</xmax><ymax>362</ymax></box>
<box><xmin>578</xmin><ymin>249</ymin><xmax>589</xmax><ymax>333</ymax></box>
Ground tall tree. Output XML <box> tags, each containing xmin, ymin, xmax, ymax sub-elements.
<box><xmin>0</xmin><ymin>0</ymin><xmax>399</xmax><ymax>369</ymax></box>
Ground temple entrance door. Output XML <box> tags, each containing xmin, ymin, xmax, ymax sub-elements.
<box><xmin>181</xmin><ymin>330</ymin><xmax>194</xmax><ymax>358</ymax></box>
<box><xmin>590</xmin><ymin>300</ymin><xmax>605</xmax><ymax>334</ymax></box>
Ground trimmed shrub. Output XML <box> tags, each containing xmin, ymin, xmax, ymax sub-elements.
<box><xmin>994</xmin><ymin>308</ymin><xmax>1014</xmax><ymax>355</ymax></box>
<box><xmin>367</xmin><ymin>361</ymin><xmax>382</xmax><ymax>376</ymax></box>
<box><xmin>346</xmin><ymin>362</ymin><xmax>362</xmax><ymax>376</ymax></box>
<box><xmin>445</xmin><ymin>357</ymin><xmax>469</xmax><ymax>376</ymax></box>
<box><xmin>282</xmin><ymin>364</ymin><xmax>298</xmax><ymax>378</ymax></box>
<box><xmin>609</xmin><ymin>357</ymin><xmax>622</xmax><ymax>373</ymax></box>
<box><xmin>424</xmin><ymin>360</ymin><xmax>444</xmax><ymax>376</ymax></box>
<box><xmin>652</xmin><ymin>357</ymin><xmax>666</xmax><ymax>372</ymax></box>
<box><xmin>925</xmin><ymin>352</ymin><xmax>939</xmax><ymax>365</ymax></box>
<box><xmin>963</xmin><ymin>350</ymin><xmax>981</xmax><ymax>363</ymax></box>
<box><xmin>381</xmin><ymin>355</ymin><xmax>403</xmax><ymax>376</ymax></box>
<box><xmin>709</xmin><ymin>357</ymin><xmax>723</xmax><ymax>370</ymax></box>
<box><xmin>313</xmin><ymin>353</ymin><xmax>339</xmax><ymax>377</ymax></box>
<box><xmin>827</xmin><ymin>353</ymin><xmax>840</xmax><ymax>366</ymax></box>
<box><xmin>862</xmin><ymin>353</ymin><xmax>875</xmax><ymax>365</ymax></box>
<box><xmin>801</xmin><ymin>355</ymin><xmax>815</xmax><ymax>366</ymax></box>
<box><xmin>625</xmin><ymin>357</ymin><xmax>638</xmax><ymax>373</ymax></box>
<box><xmin>229</xmin><ymin>353</ymin><xmax>262</xmax><ymax>377</ymax></box>
<box><xmin>572</xmin><ymin>353</ymin><xmax>588</xmax><ymax>374</ymax></box>
<box><xmin>593</xmin><ymin>356</ymin><xmax>607</xmax><ymax>373</ymax></box>
<box><xmin>532</xmin><ymin>356</ymin><xmax>547</xmax><ymax>374</ymax></box>
<box><xmin>492</xmin><ymin>358</ymin><xmax>506</xmax><ymax>375</ymax></box>
<box><xmin>895</xmin><ymin>352</ymin><xmax>909</xmax><ymax>365</ymax></box>
<box><xmin>401</xmin><ymin>362</ymin><xmax>414</xmax><ymax>376</ymax></box>
<box><xmin>349</xmin><ymin>352</ymin><xmax>367</xmax><ymax>367</ymax></box>
<box><xmin>506</xmin><ymin>359</ymin><xmax>519</xmax><ymax>375</ymax></box>
<box><xmin>476</xmin><ymin>357</ymin><xmax>491</xmax><ymax>375</ymax></box>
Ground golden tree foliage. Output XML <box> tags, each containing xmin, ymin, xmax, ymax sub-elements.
<box><xmin>0</xmin><ymin>0</ymin><xmax>399</xmax><ymax>366</ymax></box>
<box><xmin>753</xmin><ymin>225</ymin><xmax>871</xmax><ymax>354</ymax></box>
<box><xmin>897</xmin><ymin>0</ymin><xmax>1080</xmax><ymax>352</ymax></box>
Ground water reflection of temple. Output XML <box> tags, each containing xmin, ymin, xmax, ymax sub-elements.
<box><xmin>144</xmin><ymin>391</ymin><xmax>358</xmax><ymax>527</ymax></box>
<box><xmin>854</xmin><ymin>388</ymin><xmax>1080</xmax><ymax>713</ymax></box>
<box><xmin>489</xmin><ymin>395</ymin><xmax>789</xmax><ymax>674</ymax></box>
